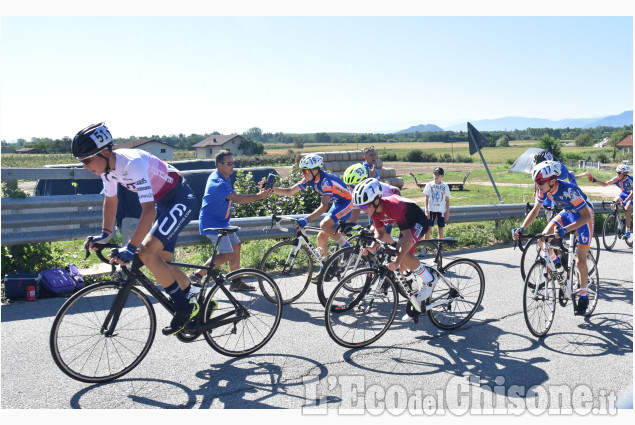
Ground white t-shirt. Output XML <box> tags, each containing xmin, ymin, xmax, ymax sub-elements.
<box><xmin>422</xmin><ymin>181</ymin><xmax>450</xmax><ymax>213</ymax></box>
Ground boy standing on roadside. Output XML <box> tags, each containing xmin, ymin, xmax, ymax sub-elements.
<box><xmin>423</xmin><ymin>167</ymin><xmax>451</xmax><ymax>239</ymax></box>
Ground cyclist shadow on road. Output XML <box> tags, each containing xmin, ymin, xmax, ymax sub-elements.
<box><xmin>597</xmin><ymin>277</ymin><xmax>633</xmax><ymax>305</ymax></box>
<box><xmin>343</xmin><ymin>320</ymin><xmax>551</xmax><ymax>395</ymax></box>
<box><xmin>70</xmin><ymin>354</ymin><xmax>334</xmax><ymax>409</ymax></box>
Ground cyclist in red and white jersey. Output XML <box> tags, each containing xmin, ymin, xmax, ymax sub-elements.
<box><xmin>73</xmin><ymin>123</ymin><xmax>199</xmax><ymax>335</ymax></box>
<box><xmin>352</xmin><ymin>178</ymin><xmax>437</xmax><ymax>316</ymax></box>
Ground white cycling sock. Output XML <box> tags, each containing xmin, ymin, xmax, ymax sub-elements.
<box><xmin>413</xmin><ymin>263</ymin><xmax>434</xmax><ymax>284</ymax></box>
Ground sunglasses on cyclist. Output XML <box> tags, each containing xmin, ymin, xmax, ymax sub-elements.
<box><xmin>79</xmin><ymin>152</ymin><xmax>105</xmax><ymax>165</ymax></box>
<box><xmin>359</xmin><ymin>204</ymin><xmax>372</xmax><ymax>210</ymax></box>
<box><xmin>301</xmin><ymin>169</ymin><xmax>313</xmax><ymax>174</ymax></box>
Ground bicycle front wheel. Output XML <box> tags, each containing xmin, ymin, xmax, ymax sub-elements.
<box><xmin>602</xmin><ymin>214</ymin><xmax>618</xmax><ymax>250</ymax></box>
<box><xmin>625</xmin><ymin>211</ymin><xmax>633</xmax><ymax>248</ymax></box>
<box><xmin>520</xmin><ymin>236</ymin><xmax>541</xmax><ymax>281</ymax></box>
<box><xmin>202</xmin><ymin>269</ymin><xmax>282</xmax><ymax>357</ymax></box>
<box><xmin>50</xmin><ymin>282</ymin><xmax>156</xmax><ymax>383</ymax></box>
<box><xmin>317</xmin><ymin>246</ymin><xmax>370</xmax><ymax>307</ymax></box>
<box><xmin>259</xmin><ymin>240</ymin><xmax>313</xmax><ymax>304</ymax></box>
<box><xmin>523</xmin><ymin>261</ymin><xmax>557</xmax><ymax>338</ymax></box>
<box><xmin>325</xmin><ymin>268</ymin><xmax>399</xmax><ymax>348</ymax></box>
<box><xmin>427</xmin><ymin>259</ymin><xmax>485</xmax><ymax>330</ymax></box>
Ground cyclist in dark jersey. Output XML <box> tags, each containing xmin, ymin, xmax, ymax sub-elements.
<box><xmin>352</xmin><ymin>178</ymin><xmax>436</xmax><ymax>314</ymax></box>
<box><xmin>73</xmin><ymin>123</ymin><xmax>199</xmax><ymax>335</ymax></box>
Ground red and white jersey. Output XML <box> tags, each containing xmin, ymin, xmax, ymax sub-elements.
<box><xmin>102</xmin><ymin>148</ymin><xmax>179</xmax><ymax>203</ymax></box>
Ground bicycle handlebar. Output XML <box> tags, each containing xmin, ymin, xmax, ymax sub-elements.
<box><xmin>517</xmin><ymin>233</ymin><xmax>567</xmax><ymax>252</ymax></box>
<box><xmin>84</xmin><ymin>237</ymin><xmax>121</xmax><ymax>264</ymax></box>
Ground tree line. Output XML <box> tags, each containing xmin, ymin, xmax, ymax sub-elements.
<box><xmin>2</xmin><ymin>124</ymin><xmax>632</xmax><ymax>155</ymax></box>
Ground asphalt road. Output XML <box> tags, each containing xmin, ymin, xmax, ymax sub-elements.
<box><xmin>1</xmin><ymin>242</ymin><xmax>632</xmax><ymax>413</ymax></box>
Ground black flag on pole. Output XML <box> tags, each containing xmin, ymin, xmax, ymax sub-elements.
<box><xmin>467</xmin><ymin>122</ymin><xmax>490</xmax><ymax>156</ymax></box>
<box><xmin>466</xmin><ymin>122</ymin><xmax>504</xmax><ymax>203</ymax></box>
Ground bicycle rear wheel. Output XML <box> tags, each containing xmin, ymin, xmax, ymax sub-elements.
<box><xmin>602</xmin><ymin>214</ymin><xmax>618</xmax><ymax>250</ymax></box>
<box><xmin>50</xmin><ymin>282</ymin><xmax>156</xmax><ymax>383</ymax></box>
<box><xmin>571</xmin><ymin>253</ymin><xmax>600</xmax><ymax>316</ymax></box>
<box><xmin>317</xmin><ymin>246</ymin><xmax>371</xmax><ymax>307</ymax></box>
<box><xmin>523</xmin><ymin>261</ymin><xmax>557</xmax><ymax>338</ymax></box>
<box><xmin>427</xmin><ymin>259</ymin><xmax>485</xmax><ymax>330</ymax></box>
<box><xmin>202</xmin><ymin>269</ymin><xmax>282</xmax><ymax>357</ymax></box>
<box><xmin>325</xmin><ymin>268</ymin><xmax>398</xmax><ymax>348</ymax></box>
<box><xmin>259</xmin><ymin>240</ymin><xmax>313</xmax><ymax>304</ymax></box>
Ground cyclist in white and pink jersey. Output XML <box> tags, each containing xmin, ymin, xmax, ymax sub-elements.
<box><xmin>73</xmin><ymin>123</ymin><xmax>199</xmax><ymax>335</ymax></box>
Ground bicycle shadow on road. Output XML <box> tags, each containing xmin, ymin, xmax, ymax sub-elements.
<box><xmin>68</xmin><ymin>354</ymin><xmax>333</xmax><ymax>409</ymax></box>
<box><xmin>342</xmin><ymin>320</ymin><xmax>550</xmax><ymax>394</ymax></box>
<box><xmin>598</xmin><ymin>277</ymin><xmax>634</xmax><ymax>305</ymax></box>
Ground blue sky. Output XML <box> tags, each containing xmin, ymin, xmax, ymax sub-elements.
<box><xmin>1</xmin><ymin>12</ymin><xmax>633</xmax><ymax>142</ymax></box>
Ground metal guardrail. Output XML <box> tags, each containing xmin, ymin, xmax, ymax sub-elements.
<box><xmin>0</xmin><ymin>193</ymin><xmax>615</xmax><ymax>246</ymax></box>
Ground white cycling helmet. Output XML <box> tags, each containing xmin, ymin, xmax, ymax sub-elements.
<box><xmin>616</xmin><ymin>164</ymin><xmax>631</xmax><ymax>173</ymax></box>
<box><xmin>352</xmin><ymin>178</ymin><xmax>383</xmax><ymax>206</ymax></box>
<box><xmin>531</xmin><ymin>160</ymin><xmax>562</xmax><ymax>183</ymax></box>
<box><xmin>299</xmin><ymin>154</ymin><xmax>323</xmax><ymax>170</ymax></box>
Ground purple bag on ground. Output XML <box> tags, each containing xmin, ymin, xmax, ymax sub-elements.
<box><xmin>39</xmin><ymin>264</ymin><xmax>84</xmax><ymax>295</ymax></box>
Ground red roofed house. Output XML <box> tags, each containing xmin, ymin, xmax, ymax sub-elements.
<box><xmin>113</xmin><ymin>138</ymin><xmax>174</xmax><ymax>160</ymax></box>
<box><xmin>617</xmin><ymin>134</ymin><xmax>633</xmax><ymax>155</ymax></box>
<box><xmin>191</xmin><ymin>134</ymin><xmax>253</xmax><ymax>159</ymax></box>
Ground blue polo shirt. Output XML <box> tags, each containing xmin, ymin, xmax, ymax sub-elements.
<box><xmin>199</xmin><ymin>170</ymin><xmax>235</xmax><ymax>235</ymax></box>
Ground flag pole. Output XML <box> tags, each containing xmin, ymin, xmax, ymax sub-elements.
<box><xmin>468</xmin><ymin>123</ymin><xmax>503</xmax><ymax>204</ymax></box>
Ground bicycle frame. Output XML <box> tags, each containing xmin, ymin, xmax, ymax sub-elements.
<box><xmin>530</xmin><ymin>234</ymin><xmax>577</xmax><ymax>302</ymax></box>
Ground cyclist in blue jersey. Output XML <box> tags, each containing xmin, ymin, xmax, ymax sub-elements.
<box><xmin>531</xmin><ymin>151</ymin><xmax>587</xmax><ymax>211</ymax></box>
<box><xmin>586</xmin><ymin>164</ymin><xmax>633</xmax><ymax>239</ymax></box>
<box><xmin>362</xmin><ymin>146</ymin><xmax>380</xmax><ymax>180</ymax></box>
<box><xmin>74</xmin><ymin>123</ymin><xmax>199</xmax><ymax>335</ymax></box>
<box><xmin>270</xmin><ymin>154</ymin><xmax>353</xmax><ymax>263</ymax></box>
<box><xmin>513</xmin><ymin>161</ymin><xmax>595</xmax><ymax>315</ymax></box>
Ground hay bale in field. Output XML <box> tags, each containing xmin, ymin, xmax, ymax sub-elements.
<box><xmin>382</xmin><ymin>177</ymin><xmax>404</xmax><ymax>188</ymax></box>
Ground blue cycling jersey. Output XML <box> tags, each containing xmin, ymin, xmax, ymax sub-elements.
<box><xmin>608</xmin><ymin>174</ymin><xmax>633</xmax><ymax>195</ymax></box>
<box><xmin>298</xmin><ymin>171</ymin><xmax>352</xmax><ymax>205</ymax></box>
<box><xmin>536</xmin><ymin>179</ymin><xmax>593</xmax><ymax>215</ymax></box>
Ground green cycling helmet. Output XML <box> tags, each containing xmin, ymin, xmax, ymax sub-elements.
<box><xmin>342</xmin><ymin>163</ymin><xmax>369</xmax><ymax>186</ymax></box>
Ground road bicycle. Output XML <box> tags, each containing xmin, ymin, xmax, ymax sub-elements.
<box><xmin>258</xmin><ymin>215</ymin><xmax>359</xmax><ymax>304</ymax></box>
<box><xmin>601</xmin><ymin>200</ymin><xmax>633</xmax><ymax>250</ymax></box>
<box><xmin>520</xmin><ymin>203</ymin><xmax>600</xmax><ymax>281</ymax></box>
<box><xmin>520</xmin><ymin>232</ymin><xmax>599</xmax><ymax>338</ymax></box>
<box><xmin>50</xmin><ymin>226</ymin><xmax>282</xmax><ymax>384</ymax></box>
<box><xmin>324</xmin><ymin>236</ymin><xmax>485</xmax><ymax>348</ymax></box>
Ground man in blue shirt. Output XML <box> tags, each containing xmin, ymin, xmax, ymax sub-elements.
<box><xmin>189</xmin><ymin>150</ymin><xmax>271</xmax><ymax>291</ymax></box>
<box><xmin>362</xmin><ymin>146</ymin><xmax>380</xmax><ymax>180</ymax></box>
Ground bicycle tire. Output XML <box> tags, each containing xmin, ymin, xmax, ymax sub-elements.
<box><xmin>570</xmin><ymin>253</ymin><xmax>600</xmax><ymax>316</ymax></box>
<box><xmin>324</xmin><ymin>268</ymin><xmax>399</xmax><ymax>348</ymax></box>
<box><xmin>523</xmin><ymin>261</ymin><xmax>557</xmax><ymax>338</ymax></box>
<box><xmin>317</xmin><ymin>246</ymin><xmax>371</xmax><ymax>307</ymax></box>
<box><xmin>202</xmin><ymin>268</ymin><xmax>282</xmax><ymax>357</ymax></box>
<box><xmin>625</xmin><ymin>211</ymin><xmax>633</xmax><ymax>248</ymax></box>
<box><xmin>50</xmin><ymin>282</ymin><xmax>156</xmax><ymax>383</ymax></box>
<box><xmin>258</xmin><ymin>240</ymin><xmax>313</xmax><ymax>304</ymax></box>
<box><xmin>602</xmin><ymin>213</ymin><xmax>618</xmax><ymax>250</ymax></box>
<box><xmin>427</xmin><ymin>259</ymin><xmax>485</xmax><ymax>330</ymax></box>
<box><xmin>520</xmin><ymin>235</ymin><xmax>541</xmax><ymax>281</ymax></box>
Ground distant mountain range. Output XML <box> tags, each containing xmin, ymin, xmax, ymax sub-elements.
<box><xmin>396</xmin><ymin>124</ymin><xmax>444</xmax><ymax>133</ymax></box>
<box><xmin>397</xmin><ymin>111</ymin><xmax>633</xmax><ymax>133</ymax></box>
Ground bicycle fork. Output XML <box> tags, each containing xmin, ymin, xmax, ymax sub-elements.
<box><xmin>101</xmin><ymin>278</ymin><xmax>136</xmax><ymax>337</ymax></box>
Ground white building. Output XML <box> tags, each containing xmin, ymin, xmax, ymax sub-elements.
<box><xmin>113</xmin><ymin>139</ymin><xmax>174</xmax><ymax>160</ymax></box>
<box><xmin>191</xmin><ymin>134</ymin><xmax>254</xmax><ymax>159</ymax></box>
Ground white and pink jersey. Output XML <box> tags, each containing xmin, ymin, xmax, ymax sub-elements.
<box><xmin>102</xmin><ymin>149</ymin><xmax>179</xmax><ymax>203</ymax></box>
